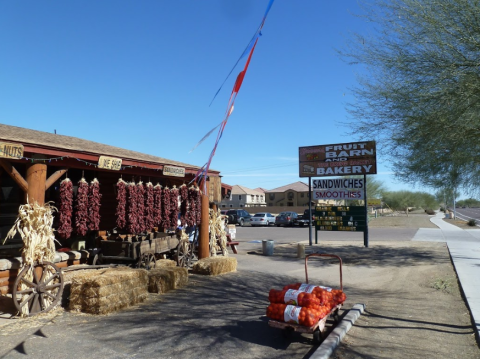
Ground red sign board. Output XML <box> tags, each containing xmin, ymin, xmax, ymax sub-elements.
<box><xmin>299</xmin><ymin>141</ymin><xmax>377</xmax><ymax>177</ymax></box>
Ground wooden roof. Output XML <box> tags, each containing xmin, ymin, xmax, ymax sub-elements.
<box><xmin>0</xmin><ymin>123</ymin><xmax>216</xmax><ymax>173</ymax></box>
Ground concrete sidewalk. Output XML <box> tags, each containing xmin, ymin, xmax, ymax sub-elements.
<box><xmin>414</xmin><ymin>212</ymin><xmax>480</xmax><ymax>341</ymax></box>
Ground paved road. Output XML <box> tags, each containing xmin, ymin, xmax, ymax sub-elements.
<box><xmin>453</xmin><ymin>207</ymin><xmax>480</xmax><ymax>223</ymax></box>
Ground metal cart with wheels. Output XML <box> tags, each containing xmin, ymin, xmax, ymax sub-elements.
<box><xmin>268</xmin><ymin>253</ymin><xmax>344</xmax><ymax>344</ymax></box>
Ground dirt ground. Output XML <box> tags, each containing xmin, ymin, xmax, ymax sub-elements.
<box><xmin>325</xmin><ymin>213</ymin><xmax>479</xmax><ymax>358</ymax></box>
<box><xmin>0</xmin><ymin>213</ymin><xmax>479</xmax><ymax>359</ymax></box>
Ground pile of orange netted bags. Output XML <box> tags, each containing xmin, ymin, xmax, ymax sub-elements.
<box><xmin>266</xmin><ymin>283</ymin><xmax>346</xmax><ymax>327</ymax></box>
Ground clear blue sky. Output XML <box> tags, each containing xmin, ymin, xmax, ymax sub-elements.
<box><xmin>0</xmin><ymin>0</ymin><xmax>425</xmax><ymax>193</ymax></box>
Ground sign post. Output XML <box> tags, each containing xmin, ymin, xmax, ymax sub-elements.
<box><xmin>299</xmin><ymin>141</ymin><xmax>377</xmax><ymax>248</ymax></box>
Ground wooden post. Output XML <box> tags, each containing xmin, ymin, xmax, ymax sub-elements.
<box><xmin>25</xmin><ymin>163</ymin><xmax>47</xmax><ymax>205</ymax></box>
<box><xmin>198</xmin><ymin>178</ymin><xmax>210</xmax><ymax>260</ymax></box>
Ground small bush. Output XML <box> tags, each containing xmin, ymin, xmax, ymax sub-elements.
<box><xmin>425</xmin><ymin>209</ymin><xmax>435</xmax><ymax>215</ymax></box>
<box><xmin>467</xmin><ymin>219</ymin><xmax>477</xmax><ymax>226</ymax></box>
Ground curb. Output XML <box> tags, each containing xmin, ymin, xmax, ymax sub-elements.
<box><xmin>311</xmin><ymin>303</ymin><xmax>366</xmax><ymax>359</ymax></box>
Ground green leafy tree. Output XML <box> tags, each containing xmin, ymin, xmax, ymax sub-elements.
<box><xmin>383</xmin><ymin>190</ymin><xmax>438</xmax><ymax>214</ymax></box>
<box><xmin>341</xmin><ymin>0</ymin><xmax>480</xmax><ymax>195</ymax></box>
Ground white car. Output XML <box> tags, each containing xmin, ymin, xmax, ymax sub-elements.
<box><xmin>250</xmin><ymin>212</ymin><xmax>275</xmax><ymax>226</ymax></box>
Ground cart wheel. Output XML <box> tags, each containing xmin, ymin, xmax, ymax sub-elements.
<box><xmin>176</xmin><ymin>240</ymin><xmax>192</xmax><ymax>268</ymax></box>
<box><xmin>333</xmin><ymin>309</ymin><xmax>341</xmax><ymax>324</ymax></box>
<box><xmin>12</xmin><ymin>261</ymin><xmax>64</xmax><ymax>317</ymax></box>
<box><xmin>138</xmin><ymin>252</ymin><xmax>156</xmax><ymax>270</ymax></box>
<box><xmin>313</xmin><ymin>328</ymin><xmax>323</xmax><ymax>344</ymax></box>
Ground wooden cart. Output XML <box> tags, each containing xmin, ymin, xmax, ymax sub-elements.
<box><xmin>93</xmin><ymin>231</ymin><xmax>189</xmax><ymax>269</ymax></box>
<box><xmin>268</xmin><ymin>253</ymin><xmax>344</xmax><ymax>344</ymax></box>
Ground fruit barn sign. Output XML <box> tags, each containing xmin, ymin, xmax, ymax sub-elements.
<box><xmin>299</xmin><ymin>141</ymin><xmax>377</xmax><ymax>178</ymax></box>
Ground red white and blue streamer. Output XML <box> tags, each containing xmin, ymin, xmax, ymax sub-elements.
<box><xmin>192</xmin><ymin>0</ymin><xmax>275</xmax><ymax>190</ymax></box>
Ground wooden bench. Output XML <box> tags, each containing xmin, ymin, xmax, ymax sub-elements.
<box><xmin>226</xmin><ymin>234</ymin><xmax>239</xmax><ymax>254</ymax></box>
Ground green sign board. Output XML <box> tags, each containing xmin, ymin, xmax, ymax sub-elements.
<box><xmin>315</xmin><ymin>206</ymin><xmax>366</xmax><ymax>232</ymax></box>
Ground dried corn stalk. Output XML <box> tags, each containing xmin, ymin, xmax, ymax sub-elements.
<box><xmin>209</xmin><ymin>208</ymin><xmax>228</xmax><ymax>257</ymax></box>
<box><xmin>5</xmin><ymin>201</ymin><xmax>58</xmax><ymax>316</ymax></box>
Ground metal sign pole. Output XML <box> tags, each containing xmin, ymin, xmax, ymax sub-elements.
<box><xmin>363</xmin><ymin>174</ymin><xmax>369</xmax><ymax>248</ymax></box>
<box><xmin>308</xmin><ymin>177</ymin><xmax>312</xmax><ymax>246</ymax></box>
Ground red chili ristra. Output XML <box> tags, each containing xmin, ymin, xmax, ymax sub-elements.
<box><xmin>144</xmin><ymin>182</ymin><xmax>155</xmax><ymax>232</ymax></box>
<box><xmin>161</xmin><ymin>186</ymin><xmax>171</xmax><ymax>229</ymax></box>
<box><xmin>179</xmin><ymin>184</ymin><xmax>188</xmax><ymax>226</ymax></box>
<box><xmin>58</xmin><ymin>178</ymin><xmax>73</xmax><ymax>239</ymax></box>
<box><xmin>88</xmin><ymin>178</ymin><xmax>102</xmax><ymax>231</ymax></box>
<box><xmin>136</xmin><ymin>181</ymin><xmax>146</xmax><ymax>233</ymax></box>
<box><xmin>186</xmin><ymin>185</ymin><xmax>197</xmax><ymax>227</ymax></box>
<box><xmin>153</xmin><ymin>183</ymin><xmax>162</xmax><ymax>228</ymax></box>
<box><xmin>170</xmin><ymin>186</ymin><xmax>179</xmax><ymax>229</ymax></box>
<box><xmin>75</xmin><ymin>178</ymin><xmax>89</xmax><ymax>236</ymax></box>
<box><xmin>127</xmin><ymin>181</ymin><xmax>139</xmax><ymax>234</ymax></box>
<box><xmin>115</xmin><ymin>178</ymin><xmax>127</xmax><ymax>229</ymax></box>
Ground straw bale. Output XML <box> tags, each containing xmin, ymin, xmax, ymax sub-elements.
<box><xmin>148</xmin><ymin>267</ymin><xmax>188</xmax><ymax>294</ymax></box>
<box><xmin>69</xmin><ymin>267</ymin><xmax>148</xmax><ymax>314</ymax></box>
<box><xmin>192</xmin><ymin>257</ymin><xmax>237</xmax><ymax>276</ymax></box>
<box><xmin>155</xmin><ymin>259</ymin><xmax>177</xmax><ymax>267</ymax></box>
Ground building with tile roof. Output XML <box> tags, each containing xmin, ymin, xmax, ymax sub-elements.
<box><xmin>219</xmin><ymin>184</ymin><xmax>266</xmax><ymax>208</ymax></box>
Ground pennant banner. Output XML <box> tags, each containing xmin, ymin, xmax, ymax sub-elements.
<box><xmin>193</xmin><ymin>0</ymin><xmax>275</xmax><ymax>189</ymax></box>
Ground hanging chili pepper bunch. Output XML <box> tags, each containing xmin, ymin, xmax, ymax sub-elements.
<box><xmin>88</xmin><ymin>178</ymin><xmax>102</xmax><ymax>231</ymax></box>
<box><xmin>75</xmin><ymin>178</ymin><xmax>89</xmax><ymax>236</ymax></box>
<box><xmin>153</xmin><ymin>183</ymin><xmax>162</xmax><ymax>229</ymax></box>
<box><xmin>57</xmin><ymin>177</ymin><xmax>73</xmax><ymax>239</ymax></box>
<box><xmin>115</xmin><ymin>178</ymin><xmax>127</xmax><ymax>230</ymax></box>
<box><xmin>161</xmin><ymin>186</ymin><xmax>171</xmax><ymax>229</ymax></box>
<box><xmin>179</xmin><ymin>184</ymin><xmax>188</xmax><ymax>226</ymax></box>
<box><xmin>144</xmin><ymin>181</ymin><xmax>155</xmax><ymax>232</ymax></box>
<box><xmin>136</xmin><ymin>181</ymin><xmax>146</xmax><ymax>233</ymax></box>
<box><xmin>186</xmin><ymin>185</ymin><xmax>199</xmax><ymax>227</ymax></box>
<box><xmin>127</xmin><ymin>181</ymin><xmax>139</xmax><ymax>234</ymax></box>
<box><xmin>170</xmin><ymin>186</ymin><xmax>179</xmax><ymax>229</ymax></box>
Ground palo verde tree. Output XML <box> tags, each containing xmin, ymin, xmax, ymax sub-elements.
<box><xmin>341</xmin><ymin>0</ymin><xmax>480</xmax><ymax>196</ymax></box>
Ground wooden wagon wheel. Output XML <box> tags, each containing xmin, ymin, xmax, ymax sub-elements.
<box><xmin>12</xmin><ymin>261</ymin><xmax>64</xmax><ymax>317</ymax></box>
<box><xmin>137</xmin><ymin>252</ymin><xmax>157</xmax><ymax>270</ymax></box>
<box><xmin>176</xmin><ymin>240</ymin><xmax>192</xmax><ymax>268</ymax></box>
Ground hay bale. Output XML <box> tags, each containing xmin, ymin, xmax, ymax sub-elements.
<box><xmin>192</xmin><ymin>257</ymin><xmax>237</xmax><ymax>276</ymax></box>
<box><xmin>148</xmin><ymin>267</ymin><xmax>188</xmax><ymax>294</ymax></box>
<box><xmin>69</xmin><ymin>267</ymin><xmax>148</xmax><ymax>314</ymax></box>
<box><xmin>155</xmin><ymin>259</ymin><xmax>177</xmax><ymax>267</ymax></box>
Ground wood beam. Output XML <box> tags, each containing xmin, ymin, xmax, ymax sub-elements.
<box><xmin>0</xmin><ymin>159</ymin><xmax>28</xmax><ymax>193</ymax></box>
<box><xmin>26</xmin><ymin>163</ymin><xmax>47</xmax><ymax>205</ymax></box>
<box><xmin>45</xmin><ymin>168</ymin><xmax>68</xmax><ymax>190</ymax></box>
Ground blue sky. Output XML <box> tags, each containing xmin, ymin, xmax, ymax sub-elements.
<box><xmin>1</xmin><ymin>0</ymin><xmax>426</xmax><ymax>193</ymax></box>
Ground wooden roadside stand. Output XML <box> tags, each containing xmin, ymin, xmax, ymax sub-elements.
<box><xmin>0</xmin><ymin>124</ymin><xmax>225</xmax><ymax>310</ymax></box>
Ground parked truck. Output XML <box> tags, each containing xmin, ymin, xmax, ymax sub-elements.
<box><xmin>294</xmin><ymin>208</ymin><xmax>316</xmax><ymax>226</ymax></box>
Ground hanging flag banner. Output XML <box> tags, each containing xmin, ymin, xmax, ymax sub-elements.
<box><xmin>299</xmin><ymin>141</ymin><xmax>377</xmax><ymax>178</ymax></box>
<box><xmin>192</xmin><ymin>0</ymin><xmax>275</xmax><ymax>190</ymax></box>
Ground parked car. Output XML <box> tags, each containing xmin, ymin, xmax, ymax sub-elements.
<box><xmin>294</xmin><ymin>208</ymin><xmax>316</xmax><ymax>227</ymax></box>
<box><xmin>275</xmin><ymin>211</ymin><xmax>298</xmax><ymax>227</ymax></box>
<box><xmin>226</xmin><ymin>209</ymin><xmax>252</xmax><ymax>226</ymax></box>
<box><xmin>250</xmin><ymin>212</ymin><xmax>276</xmax><ymax>226</ymax></box>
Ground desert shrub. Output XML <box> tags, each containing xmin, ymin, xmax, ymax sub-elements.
<box><xmin>467</xmin><ymin>219</ymin><xmax>477</xmax><ymax>227</ymax></box>
<box><xmin>425</xmin><ymin>209</ymin><xmax>435</xmax><ymax>215</ymax></box>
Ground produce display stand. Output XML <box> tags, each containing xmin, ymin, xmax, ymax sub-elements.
<box><xmin>268</xmin><ymin>253</ymin><xmax>344</xmax><ymax>344</ymax></box>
